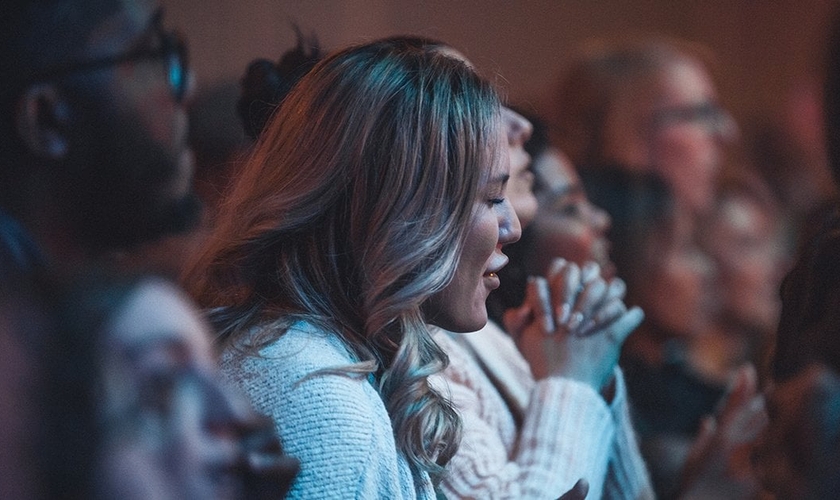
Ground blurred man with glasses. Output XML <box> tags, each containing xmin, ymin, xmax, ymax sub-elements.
<box><xmin>0</xmin><ymin>1</ymin><xmax>298</xmax><ymax>498</ymax></box>
<box><xmin>1</xmin><ymin>1</ymin><xmax>200</xmax><ymax>277</ymax></box>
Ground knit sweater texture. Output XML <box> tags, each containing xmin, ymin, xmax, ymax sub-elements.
<box><xmin>430</xmin><ymin>321</ymin><xmax>654</xmax><ymax>499</ymax></box>
<box><xmin>220</xmin><ymin>321</ymin><xmax>436</xmax><ymax>499</ymax></box>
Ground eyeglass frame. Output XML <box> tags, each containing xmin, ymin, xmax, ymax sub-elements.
<box><xmin>649</xmin><ymin>101</ymin><xmax>731</xmax><ymax>133</ymax></box>
<box><xmin>25</xmin><ymin>7</ymin><xmax>189</xmax><ymax>103</ymax></box>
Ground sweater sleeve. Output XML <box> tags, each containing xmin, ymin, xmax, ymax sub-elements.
<box><xmin>434</xmin><ymin>333</ymin><xmax>617</xmax><ymax>500</ymax></box>
<box><xmin>604</xmin><ymin>368</ymin><xmax>656</xmax><ymax>500</ymax></box>
<box><xmin>222</xmin><ymin>328</ymin><xmax>425</xmax><ymax>499</ymax></box>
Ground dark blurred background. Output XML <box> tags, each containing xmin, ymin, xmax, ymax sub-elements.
<box><xmin>163</xmin><ymin>0</ymin><xmax>838</xmax><ymax>134</ymax></box>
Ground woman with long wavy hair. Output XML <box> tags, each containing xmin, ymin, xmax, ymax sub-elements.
<box><xmin>183</xmin><ymin>38</ymin><xmax>520</xmax><ymax>498</ymax></box>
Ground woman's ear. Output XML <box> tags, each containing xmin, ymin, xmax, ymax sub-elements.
<box><xmin>15</xmin><ymin>83</ymin><xmax>70</xmax><ymax>160</ymax></box>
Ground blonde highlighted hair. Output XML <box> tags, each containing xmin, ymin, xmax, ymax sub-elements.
<box><xmin>184</xmin><ymin>37</ymin><xmax>502</xmax><ymax>480</ymax></box>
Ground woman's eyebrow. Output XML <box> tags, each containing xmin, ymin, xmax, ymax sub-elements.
<box><xmin>491</xmin><ymin>174</ymin><xmax>510</xmax><ymax>186</ymax></box>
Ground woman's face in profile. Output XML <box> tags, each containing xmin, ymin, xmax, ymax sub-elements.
<box><xmin>100</xmin><ymin>281</ymin><xmax>254</xmax><ymax>500</ymax></box>
<box><xmin>502</xmin><ymin>107</ymin><xmax>537</xmax><ymax>228</ymax></box>
<box><xmin>527</xmin><ymin>148</ymin><xmax>614</xmax><ymax>278</ymax></box>
<box><xmin>424</xmin><ymin>126</ymin><xmax>521</xmax><ymax>332</ymax></box>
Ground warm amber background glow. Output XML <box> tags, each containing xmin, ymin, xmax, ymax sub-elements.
<box><xmin>164</xmin><ymin>0</ymin><xmax>839</xmax><ymax>146</ymax></box>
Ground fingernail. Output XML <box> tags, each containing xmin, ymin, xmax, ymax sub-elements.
<box><xmin>568</xmin><ymin>311</ymin><xmax>584</xmax><ymax>330</ymax></box>
<box><xmin>556</xmin><ymin>303</ymin><xmax>571</xmax><ymax>324</ymax></box>
<box><xmin>535</xmin><ymin>278</ymin><xmax>554</xmax><ymax>332</ymax></box>
<box><xmin>582</xmin><ymin>262</ymin><xmax>600</xmax><ymax>282</ymax></box>
<box><xmin>549</xmin><ymin>258</ymin><xmax>567</xmax><ymax>276</ymax></box>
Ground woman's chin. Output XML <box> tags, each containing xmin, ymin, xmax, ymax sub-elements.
<box><xmin>435</xmin><ymin>312</ymin><xmax>488</xmax><ymax>334</ymax></box>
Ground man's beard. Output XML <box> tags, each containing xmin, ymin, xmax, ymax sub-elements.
<box><xmin>55</xmin><ymin>99</ymin><xmax>202</xmax><ymax>253</ymax></box>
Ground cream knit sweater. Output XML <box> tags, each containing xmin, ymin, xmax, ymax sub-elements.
<box><xmin>431</xmin><ymin>322</ymin><xmax>654</xmax><ymax>499</ymax></box>
<box><xmin>220</xmin><ymin>321</ymin><xmax>436</xmax><ymax>499</ymax></box>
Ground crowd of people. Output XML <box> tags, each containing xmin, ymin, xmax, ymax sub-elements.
<box><xmin>2</xmin><ymin>0</ymin><xmax>840</xmax><ymax>498</ymax></box>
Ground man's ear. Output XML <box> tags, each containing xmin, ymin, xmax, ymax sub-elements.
<box><xmin>15</xmin><ymin>83</ymin><xmax>71</xmax><ymax>160</ymax></box>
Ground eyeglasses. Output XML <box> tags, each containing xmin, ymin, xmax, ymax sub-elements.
<box><xmin>27</xmin><ymin>8</ymin><xmax>189</xmax><ymax>103</ymax></box>
<box><xmin>650</xmin><ymin>102</ymin><xmax>730</xmax><ymax>132</ymax></box>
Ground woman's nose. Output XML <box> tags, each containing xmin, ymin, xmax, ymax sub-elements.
<box><xmin>198</xmin><ymin>374</ymin><xmax>257</xmax><ymax>438</ymax></box>
<box><xmin>499</xmin><ymin>202</ymin><xmax>522</xmax><ymax>246</ymax></box>
<box><xmin>589</xmin><ymin>203</ymin><xmax>611</xmax><ymax>234</ymax></box>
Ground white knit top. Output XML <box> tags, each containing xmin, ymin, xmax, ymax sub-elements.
<box><xmin>430</xmin><ymin>321</ymin><xmax>654</xmax><ymax>499</ymax></box>
<box><xmin>220</xmin><ymin>321</ymin><xmax>436</xmax><ymax>499</ymax></box>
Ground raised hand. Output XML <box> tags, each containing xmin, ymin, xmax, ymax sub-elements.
<box><xmin>678</xmin><ymin>364</ymin><xmax>765</xmax><ymax>499</ymax></box>
<box><xmin>504</xmin><ymin>258</ymin><xmax>644</xmax><ymax>393</ymax></box>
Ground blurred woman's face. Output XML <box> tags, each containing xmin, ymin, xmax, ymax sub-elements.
<box><xmin>704</xmin><ymin>192</ymin><xmax>785</xmax><ymax>331</ymax></box>
<box><xmin>526</xmin><ymin>148</ymin><xmax>614</xmax><ymax>278</ymax></box>
<box><xmin>502</xmin><ymin>107</ymin><xmax>537</xmax><ymax>228</ymax></box>
<box><xmin>101</xmin><ymin>281</ymin><xmax>256</xmax><ymax>500</ymax></box>
<box><xmin>638</xmin><ymin>208</ymin><xmax>720</xmax><ymax>337</ymax></box>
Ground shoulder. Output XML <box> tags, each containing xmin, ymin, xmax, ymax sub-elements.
<box><xmin>221</xmin><ymin>321</ymin><xmax>367</xmax><ymax>408</ymax></box>
<box><xmin>0</xmin><ymin>209</ymin><xmax>41</xmax><ymax>281</ymax></box>
<box><xmin>222</xmin><ymin>321</ymin><xmax>357</xmax><ymax>383</ymax></box>
<box><xmin>221</xmin><ymin>322</ymin><xmax>416</xmax><ymax>498</ymax></box>
<box><xmin>219</xmin><ymin>321</ymin><xmax>385</xmax><ymax>443</ymax></box>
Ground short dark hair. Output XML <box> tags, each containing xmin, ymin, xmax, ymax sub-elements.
<box><xmin>238</xmin><ymin>26</ymin><xmax>323</xmax><ymax>140</ymax></box>
<box><xmin>0</xmin><ymin>0</ymin><xmax>120</xmax><ymax>204</ymax></box>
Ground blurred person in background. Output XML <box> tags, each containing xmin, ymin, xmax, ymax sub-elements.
<box><xmin>129</xmin><ymin>29</ymin><xmax>323</xmax><ymax>280</ymax></box>
<box><xmin>431</xmin><ymin>106</ymin><xmax>651</xmax><ymax>499</ymax></box>
<box><xmin>65</xmin><ymin>275</ymin><xmax>298</xmax><ymax>499</ymax></box>
<box><xmin>1</xmin><ymin>0</ymin><xmax>202</xmax><ymax>280</ymax></box>
<box><xmin>553</xmin><ymin>37</ymin><xmax>738</xmax><ymax>216</ymax></box>
<box><xmin>550</xmin><ymin>37</ymin><xmax>769</xmax><ymax>498</ymax></box>
<box><xmin>1</xmin><ymin>0</ymin><xmax>296</xmax><ymax>496</ymax></box>
<box><xmin>582</xmin><ymin>167</ymin><xmax>739</xmax><ymax>498</ymax></box>
<box><xmin>756</xmin><ymin>12</ymin><xmax>840</xmax><ymax>497</ymax></box>
<box><xmin>772</xmin><ymin>6</ymin><xmax>840</xmax><ymax>390</ymax></box>
<box><xmin>697</xmin><ymin>169</ymin><xmax>789</xmax><ymax>386</ymax></box>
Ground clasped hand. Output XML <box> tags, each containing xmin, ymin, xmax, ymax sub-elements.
<box><xmin>504</xmin><ymin>258</ymin><xmax>644</xmax><ymax>394</ymax></box>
